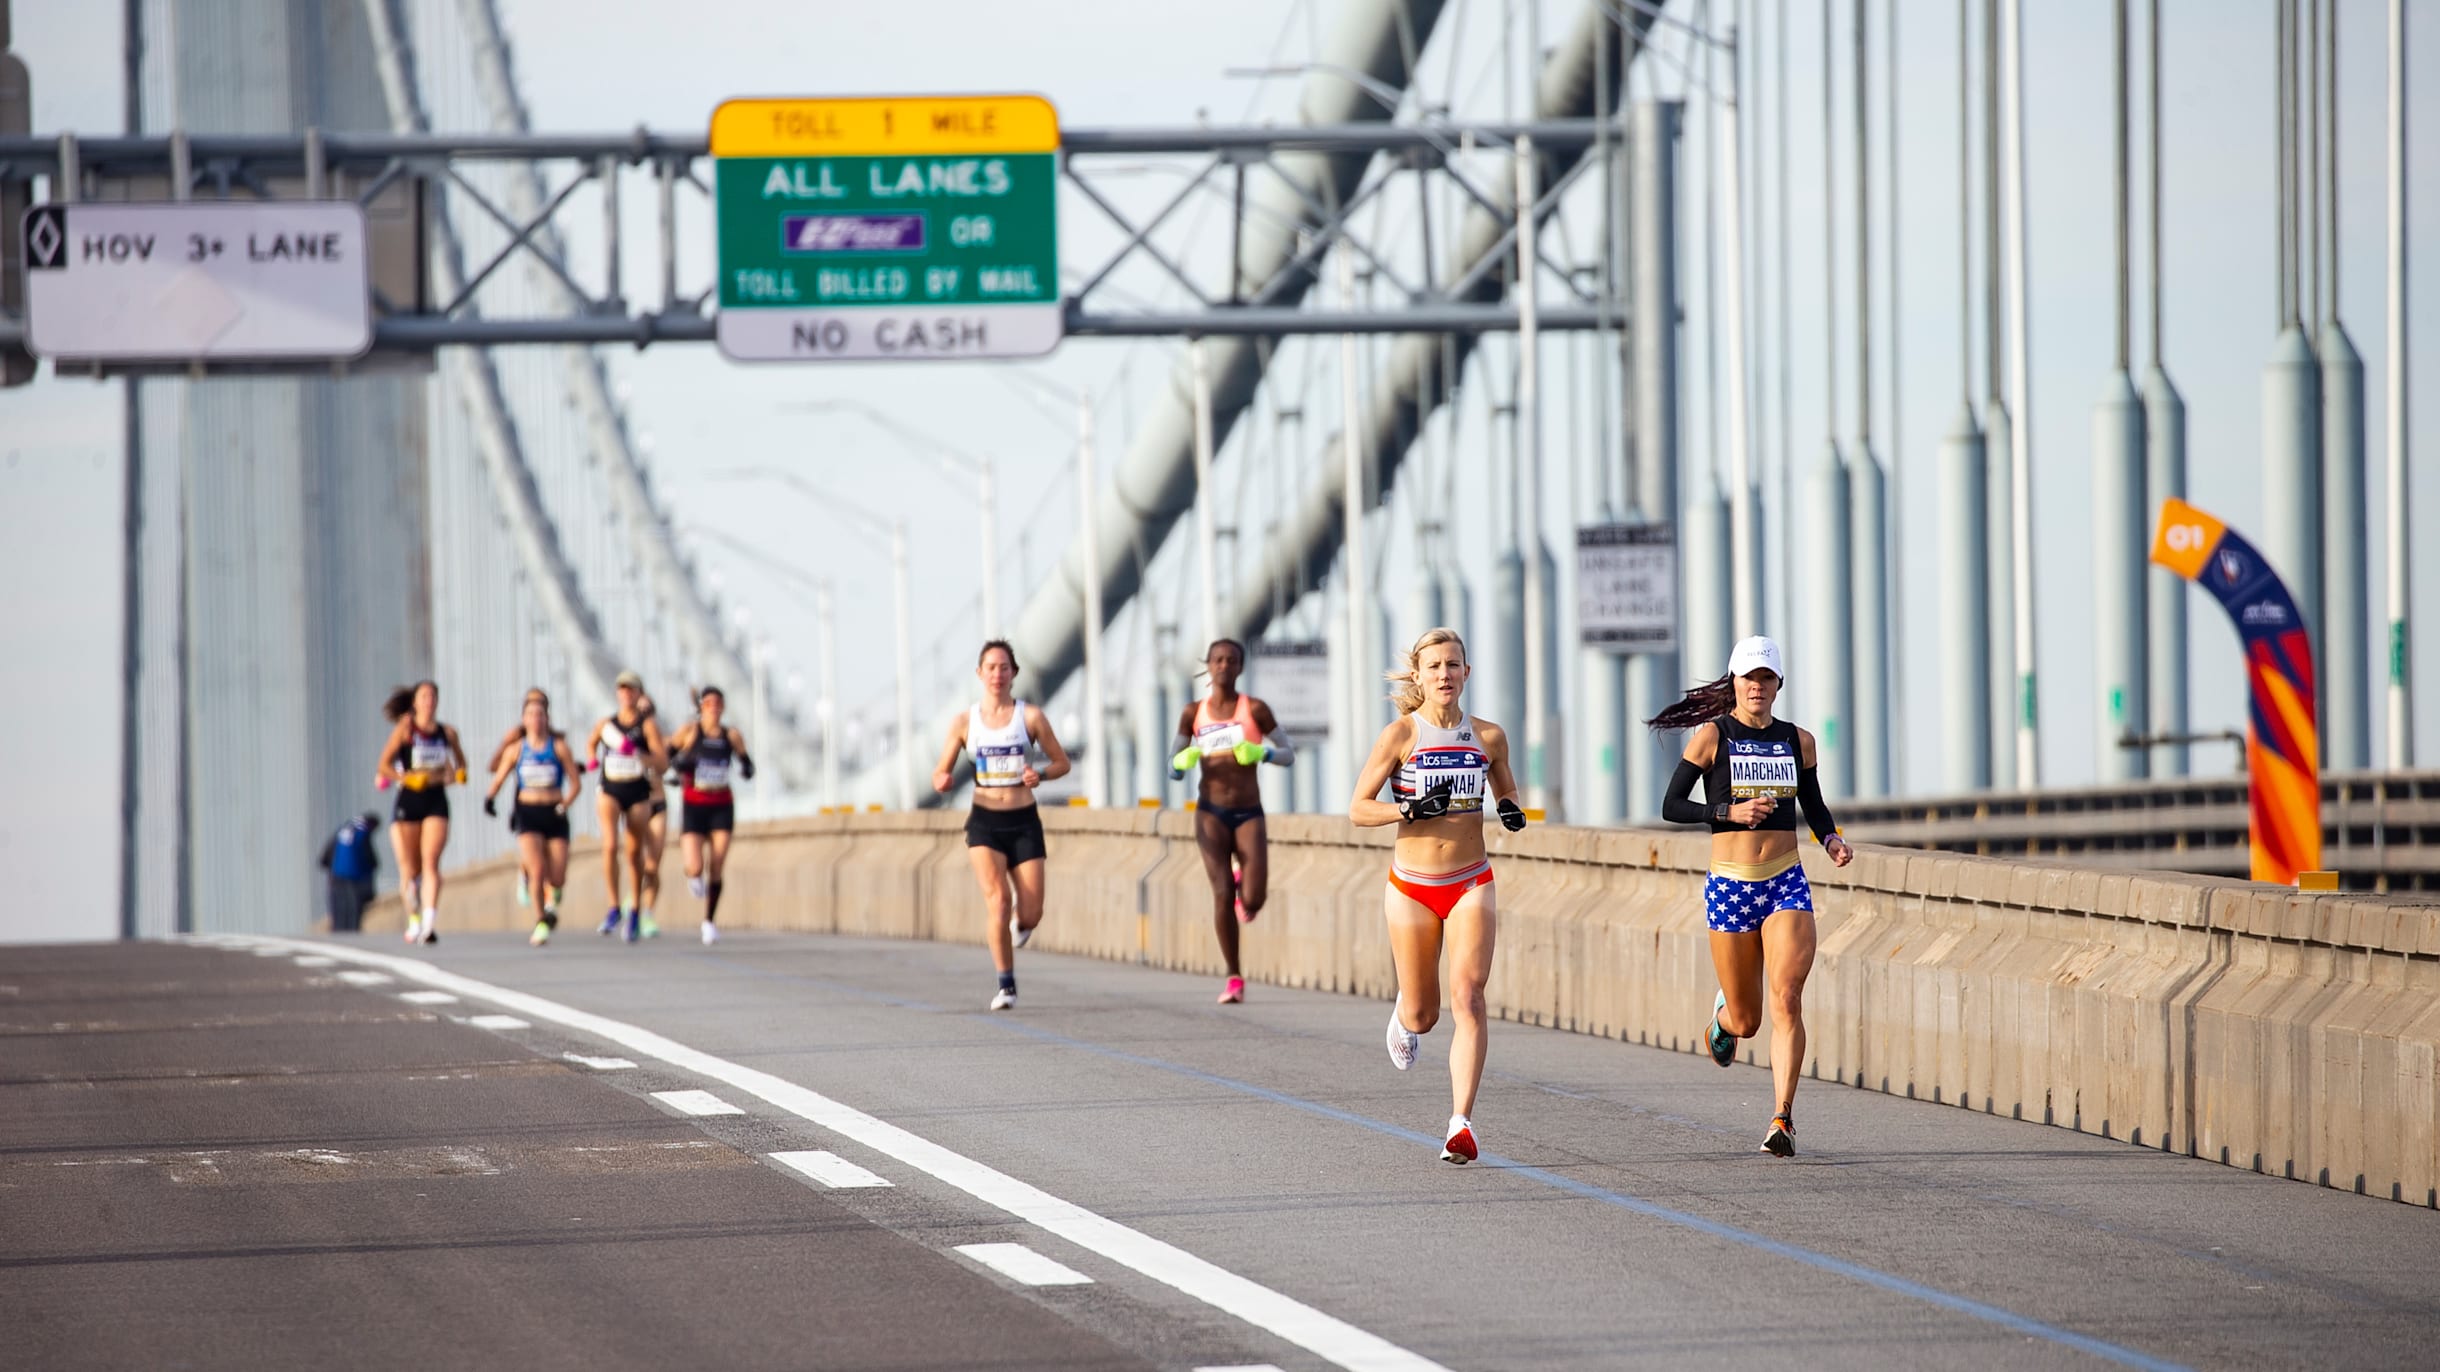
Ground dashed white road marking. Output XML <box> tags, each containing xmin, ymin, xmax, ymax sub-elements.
<box><xmin>563</xmin><ymin>1052</ymin><xmax>637</xmax><ymax>1071</ymax></box>
<box><xmin>956</xmin><ymin>1243</ymin><xmax>1093</xmax><ymax>1287</ymax></box>
<box><xmin>216</xmin><ymin>935</ymin><xmax>1451</xmax><ymax>1372</ymax></box>
<box><xmin>652</xmin><ymin>1089</ymin><xmax>745</xmax><ymax>1117</ymax></box>
<box><xmin>1196</xmin><ymin>1365</ymin><xmax>1288</xmax><ymax>1371</ymax></box>
<box><xmin>335</xmin><ymin>970</ymin><xmax>392</xmax><ymax>987</ymax></box>
<box><xmin>292</xmin><ymin>956</ymin><xmax>337</xmax><ymax>967</ymax></box>
<box><xmin>399</xmin><ymin>991</ymin><xmax>458</xmax><ymax>1005</ymax></box>
<box><xmin>769</xmin><ymin>1150</ymin><xmax>893</xmax><ymax>1189</ymax></box>
<box><xmin>466</xmin><ymin>1014</ymin><xmax>529</xmax><ymax>1031</ymax></box>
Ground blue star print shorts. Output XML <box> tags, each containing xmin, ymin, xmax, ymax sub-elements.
<box><xmin>1702</xmin><ymin>862</ymin><xmax>1814</xmax><ymax>934</ymax></box>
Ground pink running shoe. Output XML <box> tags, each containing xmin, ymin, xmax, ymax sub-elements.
<box><xmin>1217</xmin><ymin>975</ymin><xmax>1245</xmax><ymax>1004</ymax></box>
<box><xmin>1232</xmin><ymin>868</ymin><xmax>1254</xmax><ymax>923</ymax></box>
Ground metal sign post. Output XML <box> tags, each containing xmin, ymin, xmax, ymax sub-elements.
<box><xmin>710</xmin><ymin>95</ymin><xmax>1063</xmax><ymax>363</ymax></box>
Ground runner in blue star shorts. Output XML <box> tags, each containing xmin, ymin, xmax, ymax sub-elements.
<box><xmin>1650</xmin><ymin>636</ymin><xmax>1853</xmax><ymax>1158</ymax></box>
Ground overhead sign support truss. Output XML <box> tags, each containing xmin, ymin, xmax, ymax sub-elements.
<box><xmin>0</xmin><ymin>117</ymin><xmax>1624</xmax><ymax>354</ymax></box>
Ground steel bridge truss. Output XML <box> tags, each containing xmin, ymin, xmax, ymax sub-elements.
<box><xmin>0</xmin><ymin>117</ymin><xmax>1628</xmax><ymax>356</ymax></box>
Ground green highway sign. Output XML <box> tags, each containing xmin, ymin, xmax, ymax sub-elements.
<box><xmin>710</xmin><ymin>96</ymin><xmax>1062</xmax><ymax>362</ymax></box>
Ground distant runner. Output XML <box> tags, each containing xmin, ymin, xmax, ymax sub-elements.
<box><xmin>485</xmin><ymin>692</ymin><xmax>581</xmax><ymax>946</ymax></box>
<box><xmin>373</xmin><ymin>680</ymin><xmax>466</xmax><ymax>945</ymax></box>
<box><xmin>1168</xmin><ymin>638</ymin><xmax>1294</xmax><ymax>1003</ymax></box>
<box><xmin>931</xmin><ymin>640</ymin><xmax>1071</xmax><ymax>1010</ymax></box>
<box><xmin>667</xmin><ymin>686</ymin><xmax>755</xmax><ymax>945</ymax></box>
<box><xmin>583</xmin><ymin>671</ymin><xmax>668</xmax><ymax>943</ymax></box>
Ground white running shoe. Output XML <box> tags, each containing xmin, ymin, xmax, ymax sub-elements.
<box><xmin>688</xmin><ymin>876</ymin><xmax>707</xmax><ymax>900</ymax></box>
<box><xmin>402</xmin><ymin>914</ymin><xmax>423</xmax><ymax>944</ymax></box>
<box><xmin>1386</xmin><ymin>1001</ymin><xmax>1421</xmax><ymax>1071</ymax></box>
<box><xmin>1441</xmin><ymin>1114</ymin><xmax>1478</xmax><ymax>1165</ymax></box>
<box><xmin>989</xmin><ymin>986</ymin><xmax>1017</xmax><ymax>1011</ymax></box>
<box><xmin>1009</xmin><ymin>916</ymin><xmax>1033</xmax><ymax>949</ymax></box>
<box><xmin>699</xmin><ymin>920</ymin><xmax>719</xmax><ymax>946</ymax></box>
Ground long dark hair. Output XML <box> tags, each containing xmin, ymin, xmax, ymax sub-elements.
<box><xmin>1644</xmin><ymin>674</ymin><xmax>1735</xmax><ymax>733</ymax></box>
<box><xmin>383</xmin><ymin>679</ymin><xmax>438</xmax><ymax>724</ymax></box>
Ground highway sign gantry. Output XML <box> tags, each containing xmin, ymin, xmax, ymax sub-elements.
<box><xmin>21</xmin><ymin>200</ymin><xmax>372</xmax><ymax>362</ymax></box>
<box><xmin>710</xmin><ymin>95</ymin><xmax>1062</xmax><ymax>363</ymax></box>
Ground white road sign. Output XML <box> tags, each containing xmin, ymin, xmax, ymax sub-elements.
<box><xmin>1577</xmin><ymin>521</ymin><xmax>1679</xmax><ymax>651</ymax></box>
<box><xmin>1251</xmin><ymin>640</ymin><xmax>1331</xmax><ymax>737</ymax></box>
<box><xmin>713</xmin><ymin>302</ymin><xmax>1063</xmax><ymax>362</ymax></box>
<box><xmin>22</xmin><ymin>201</ymin><xmax>373</xmax><ymax>361</ymax></box>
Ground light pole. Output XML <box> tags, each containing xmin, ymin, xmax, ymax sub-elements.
<box><xmin>711</xmin><ymin>466</ymin><xmax>916</xmax><ymax>811</ymax></box>
<box><xmin>1078</xmin><ymin>392</ymin><xmax>1109</xmax><ymax>808</ymax></box>
<box><xmin>789</xmin><ymin>400</ymin><xmax>1002</xmax><ymax>638</ymax></box>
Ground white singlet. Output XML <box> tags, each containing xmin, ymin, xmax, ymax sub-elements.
<box><xmin>1392</xmin><ymin>713</ymin><xmax>1489</xmax><ymax>815</ymax></box>
<box><xmin>969</xmin><ymin>699</ymin><xmax>1034</xmax><ymax>789</ymax></box>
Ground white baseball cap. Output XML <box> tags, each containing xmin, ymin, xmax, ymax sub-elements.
<box><xmin>1727</xmin><ymin>636</ymin><xmax>1785</xmax><ymax>680</ymax></box>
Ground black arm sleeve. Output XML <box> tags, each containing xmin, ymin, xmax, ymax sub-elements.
<box><xmin>1660</xmin><ymin>759</ymin><xmax>1724</xmax><ymax>826</ymax></box>
<box><xmin>1796</xmin><ymin>766</ymin><xmax>1840</xmax><ymax>843</ymax></box>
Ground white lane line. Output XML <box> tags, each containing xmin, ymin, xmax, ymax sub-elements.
<box><xmin>398</xmin><ymin>991</ymin><xmax>458</xmax><ymax>1005</ymax></box>
<box><xmin>564</xmin><ymin>1052</ymin><xmax>637</xmax><ymax>1071</ymax></box>
<box><xmin>292</xmin><ymin>956</ymin><xmax>337</xmax><ymax>967</ymax></box>
<box><xmin>466</xmin><ymin>1014</ymin><xmax>529</xmax><ymax>1031</ymax></box>
<box><xmin>770</xmin><ymin>1150</ymin><xmax>894</xmax><ymax>1189</ymax></box>
<box><xmin>653</xmin><ymin>1089</ymin><xmax>745</xmax><ymax>1117</ymax></box>
<box><xmin>335</xmin><ymin>970</ymin><xmax>392</xmax><ymax>987</ymax></box>
<box><xmin>225</xmin><ymin>935</ymin><xmax>1446</xmax><ymax>1372</ymax></box>
<box><xmin>956</xmin><ymin>1242</ymin><xmax>1094</xmax><ymax>1287</ymax></box>
<box><xmin>1196</xmin><ymin>1365</ymin><xmax>1288</xmax><ymax>1371</ymax></box>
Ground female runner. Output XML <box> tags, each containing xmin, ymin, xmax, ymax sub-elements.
<box><xmin>1167</xmin><ymin>638</ymin><xmax>1294</xmax><ymax>1003</ymax></box>
<box><xmin>373</xmin><ymin>680</ymin><xmax>466</xmax><ymax>944</ymax></box>
<box><xmin>582</xmin><ymin>671</ymin><xmax>668</xmax><ymax>942</ymax></box>
<box><xmin>931</xmin><ymin>640</ymin><xmax>1071</xmax><ymax>1010</ymax></box>
<box><xmin>1654</xmin><ymin>635</ymin><xmax>1853</xmax><ymax>1157</ymax></box>
<box><xmin>483</xmin><ymin>693</ymin><xmax>582</xmax><ymax>945</ymax></box>
<box><xmin>485</xmin><ymin>687</ymin><xmax>551</xmax><ymax>910</ymax></box>
<box><xmin>1350</xmin><ymin>628</ymin><xmax>1527</xmax><ymax>1164</ymax></box>
<box><xmin>666</xmin><ymin>686</ymin><xmax>755</xmax><ymax>945</ymax></box>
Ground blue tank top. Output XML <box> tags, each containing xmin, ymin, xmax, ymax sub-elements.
<box><xmin>515</xmin><ymin>737</ymin><xmax>566</xmax><ymax>793</ymax></box>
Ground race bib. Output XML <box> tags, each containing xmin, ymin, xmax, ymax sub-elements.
<box><xmin>602</xmin><ymin>751</ymin><xmax>644</xmax><ymax>782</ymax></box>
<box><xmin>518</xmin><ymin>759</ymin><xmax>560</xmax><ymax>790</ymax></box>
<box><xmin>409</xmin><ymin>740</ymin><xmax>450</xmax><ymax>772</ymax></box>
<box><xmin>975</xmin><ymin>743</ymin><xmax>1027</xmax><ymax>787</ymax></box>
<box><xmin>1410</xmin><ymin>748</ymin><xmax>1488</xmax><ymax>812</ymax></box>
<box><xmin>1728</xmin><ymin>744</ymin><xmax>1799</xmax><ymax>798</ymax></box>
<box><xmin>692</xmin><ymin>759</ymin><xmax>730</xmax><ymax>791</ymax></box>
<box><xmin>1195</xmin><ymin>721</ymin><xmax>1246</xmax><ymax>755</ymax></box>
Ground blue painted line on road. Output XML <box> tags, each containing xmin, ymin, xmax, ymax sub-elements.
<box><xmin>983</xmin><ymin>1016</ymin><xmax>2191</xmax><ymax>1372</ymax></box>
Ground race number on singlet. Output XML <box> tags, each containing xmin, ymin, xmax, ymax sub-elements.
<box><xmin>691</xmin><ymin>758</ymin><xmax>730</xmax><ymax>791</ymax></box>
<box><xmin>974</xmin><ymin>743</ymin><xmax>1027</xmax><ymax>787</ymax></box>
<box><xmin>1194</xmin><ymin>720</ymin><xmax>1246</xmax><ymax>754</ymax></box>
<box><xmin>518</xmin><ymin>759</ymin><xmax>560</xmax><ymax>790</ymax></box>
<box><xmin>409</xmin><ymin>740</ymin><xmax>450</xmax><ymax>772</ymax></box>
<box><xmin>602</xmin><ymin>749</ymin><xmax>644</xmax><ymax>782</ymax></box>
<box><xmin>1728</xmin><ymin>742</ymin><xmax>1799</xmax><ymax>798</ymax></box>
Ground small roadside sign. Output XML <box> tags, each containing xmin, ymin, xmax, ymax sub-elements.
<box><xmin>710</xmin><ymin>95</ymin><xmax>1063</xmax><ymax>363</ymax></box>
<box><xmin>1577</xmin><ymin>521</ymin><xmax>1679</xmax><ymax>652</ymax></box>
<box><xmin>22</xmin><ymin>200</ymin><xmax>372</xmax><ymax>362</ymax></box>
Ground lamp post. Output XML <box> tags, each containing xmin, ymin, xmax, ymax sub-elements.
<box><xmin>789</xmin><ymin>400</ymin><xmax>1002</xmax><ymax>638</ymax></box>
<box><xmin>710</xmin><ymin>466</ymin><xmax>916</xmax><ymax>811</ymax></box>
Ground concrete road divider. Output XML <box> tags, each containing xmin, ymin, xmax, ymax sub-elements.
<box><xmin>382</xmin><ymin>808</ymin><xmax>2440</xmax><ymax>1208</ymax></box>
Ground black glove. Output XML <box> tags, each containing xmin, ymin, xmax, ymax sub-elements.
<box><xmin>483</xmin><ymin>795</ymin><xmax>498</xmax><ymax>817</ymax></box>
<box><xmin>739</xmin><ymin>754</ymin><xmax>756</xmax><ymax>780</ymax></box>
<box><xmin>1497</xmin><ymin>797</ymin><xmax>1527</xmax><ymax>832</ymax></box>
<box><xmin>1398</xmin><ymin>781</ymin><xmax>1455</xmax><ymax>824</ymax></box>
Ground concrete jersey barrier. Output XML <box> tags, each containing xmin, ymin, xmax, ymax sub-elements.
<box><xmin>380</xmin><ymin>807</ymin><xmax>2440</xmax><ymax>1208</ymax></box>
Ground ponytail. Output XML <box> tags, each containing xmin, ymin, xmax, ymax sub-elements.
<box><xmin>1386</xmin><ymin>627</ymin><xmax>1468</xmax><ymax>715</ymax></box>
<box><xmin>1644</xmin><ymin>673</ymin><xmax>1735</xmax><ymax>733</ymax></box>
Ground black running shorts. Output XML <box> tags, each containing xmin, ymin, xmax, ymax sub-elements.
<box><xmin>510</xmin><ymin>802</ymin><xmax>570</xmax><ymax>841</ymax></box>
<box><xmin>393</xmin><ymin>786</ymin><xmax>450</xmax><ymax>824</ymax></box>
<box><xmin>964</xmin><ymin>803</ymin><xmax>1047</xmax><ymax>867</ymax></box>
<box><xmin>681</xmin><ymin>801</ymin><xmax>735</xmax><ymax>836</ymax></box>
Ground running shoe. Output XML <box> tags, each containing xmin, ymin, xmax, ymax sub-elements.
<box><xmin>1232</xmin><ymin>868</ymin><xmax>1253</xmax><ymax>924</ymax></box>
<box><xmin>528</xmin><ymin>918</ymin><xmax>552</xmax><ymax>947</ymax></box>
<box><xmin>1441</xmin><ymin>1115</ymin><xmax>1478</xmax><ymax>1165</ymax></box>
<box><xmin>1010</xmin><ymin>916</ymin><xmax>1033</xmax><ymax>949</ymax></box>
<box><xmin>989</xmin><ymin>985</ymin><xmax>1017</xmax><ymax>1011</ymax></box>
<box><xmin>1761</xmin><ymin>1114</ymin><xmax>1796</xmax><ymax>1158</ymax></box>
<box><xmin>1385</xmin><ymin>1001</ymin><xmax>1421</xmax><ymax>1071</ymax></box>
<box><xmin>421</xmin><ymin>925</ymin><xmax>438</xmax><ymax>945</ymax></box>
<box><xmin>699</xmin><ymin>920</ymin><xmax>719</xmax><ymax>946</ymax></box>
<box><xmin>516</xmin><ymin>872</ymin><xmax>531</xmax><ymax>908</ymax></box>
<box><xmin>688</xmin><ymin>876</ymin><xmax>708</xmax><ymax>900</ymax></box>
<box><xmin>622</xmin><ymin>908</ymin><xmax>640</xmax><ymax>944</ymax></box>
<box><xmin>402</xmin><ymin>913</ymin><xmax>423</xmax><ymax>944</ymax></box>
<box><xmin>1706</xmin><ymin>989</ymin><xmax>1738</xmax><ymax>1067</ymax></box>
<box><xmin>1217</xmin><ymin>975</ymin><xmax>1245</xmax><ymax>1005</ymax></box>
<box><xmin>597</xmin><ymin>907</ymin><xmax>622</xmax><ymax>936</ymax></box>
<box><xmin>639</xmin><ymin>912</ymin><xmax>660</xmax><ymax>939</ymax></box>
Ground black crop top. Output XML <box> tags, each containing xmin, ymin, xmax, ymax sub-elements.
<box><xmin>1703</xmin><ymin>714</ymin><xmax>1801</xmax><ymax>833</ymax></box>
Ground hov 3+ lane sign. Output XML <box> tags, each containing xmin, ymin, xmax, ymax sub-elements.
<box><xmin>22</xmin><ymin>201</ymin><xmax>372</xmax><ymax>361</ymax></box>
<box><xmin>711</xmin><ymin>95</ymin><xmax>1062</xmax><ymax>362</ymax></box>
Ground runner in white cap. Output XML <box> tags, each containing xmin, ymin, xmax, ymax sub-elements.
<box><xmin>1651</xmin><ymin>635</ymin><xmax>1853</xmax><ymax>1157</ymax></box>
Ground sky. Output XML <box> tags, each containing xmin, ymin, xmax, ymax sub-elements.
<box><xmin>5</xmin><ymin>0</ymin><xmax>2440</xmax><ymax>941</ymax></box>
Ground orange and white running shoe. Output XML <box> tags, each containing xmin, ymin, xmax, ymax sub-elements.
<box><xmin>1761</xmin><ymin>1114</ymin><xmax>1795</xmax><ymax>1157</ymax></box>
<box><xmin>1441</xmin><ymin>1115</ymin><xmax>1477</xmax><ymax>1165</ymax></box>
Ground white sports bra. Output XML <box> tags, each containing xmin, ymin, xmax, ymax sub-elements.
<box><xmin>1392</xmin><ymin>713</ymin><xmax>1489</xmax><ymax>815</ymax></box>
<box><xmin>968</xmin><ymin>699</ymin><xmax>1034</xmax><ymax>788</ymax></box>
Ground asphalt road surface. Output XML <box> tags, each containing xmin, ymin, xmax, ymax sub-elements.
<box><xmin>5</xmin><ymin>929</ymin><xmax>2435</xmax><ymax>1371</ymax></box>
